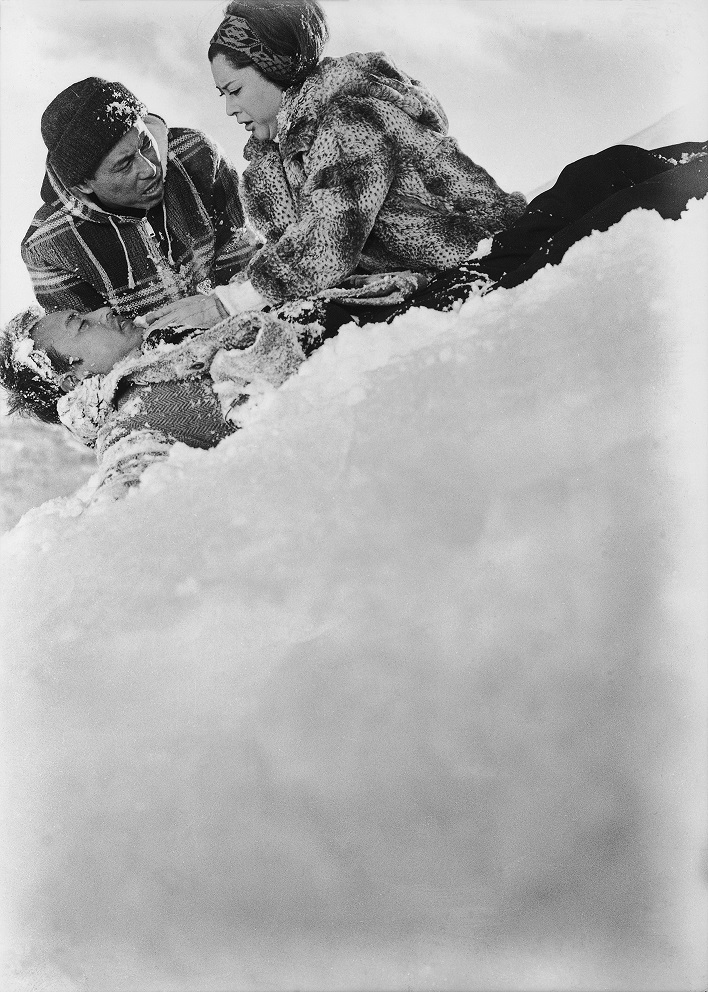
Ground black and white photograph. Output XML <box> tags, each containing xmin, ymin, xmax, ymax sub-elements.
<box><xmin>1</xmin><ymin>1</ymin><xmax>706</xmax><ymax>988</ymax></box>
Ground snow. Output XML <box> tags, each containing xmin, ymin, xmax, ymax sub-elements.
<box><xmin>1</xmin><ymin>201</ymin><xmax>707</xmax><ymax>990</ymax></box>
<box><xmin>0</xmin><ymin>406</ymin><xmax>95</xmax><ymax>534</ymax></box>
<box><xmin>622</xmin><ymin>94</ymin><xmax>708</xmax><ymax>153</ymax></box>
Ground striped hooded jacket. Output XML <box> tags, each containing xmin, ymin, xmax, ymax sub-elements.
<box><xmin>241</xmin><ymin>51</ymin><xmax>528</xmax><ymax>302</ymax></box>
<box><xmin>21</xmin><ymin>116</ymin><xmax>260</xmax><ymax>319</ymax></box>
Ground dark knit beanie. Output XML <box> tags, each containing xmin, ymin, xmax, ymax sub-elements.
<box><xmin>41</xmin><ymin>77</ymin><xmax>147</xmax><ymax>186</ymax></box>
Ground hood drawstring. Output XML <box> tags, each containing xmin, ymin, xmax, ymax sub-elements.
<box><xmin>161</xmin><ymin>198</ymin><xmax>175</xmax><ymax>267</ymax></box>
<box><xmin>108</xmin><ymin>216</ymin><xmax>135</xmax><ymax>289</ymax></box>
<box><xmin>69</xmin><ymin>215</ymin><xmax>121</xmax><ymax>294</ymax></box>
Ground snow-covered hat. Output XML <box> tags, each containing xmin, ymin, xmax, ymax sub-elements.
<box><xmin>41</xmin><ymin>77</ymin><xmax>147</xmax><ymax>187</ymax></box>
<box><xmin>0</xmin><ymin>304</ymin><xmax>68</xmax><ymax>425</ymax></box>
<box><xmin>3</xmin><ymin>304</ymin><xmax>51</xmax><ymax>377</ymax></box>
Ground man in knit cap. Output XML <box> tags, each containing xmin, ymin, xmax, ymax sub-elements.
<box><xmin>22</xmin><ymin>77</ymin><xmax>260</xmax><ymax>324</ymax></box>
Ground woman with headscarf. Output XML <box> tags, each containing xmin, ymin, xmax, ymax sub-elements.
<box><xmin>146</xmin><ymin>0</ymin><xmax>706</xmax><ymax>332</ymax></box>
<box><xmin>147</xmin><ymin>0</ymin><xmax>527</xmax><ymax>329</ymax></box>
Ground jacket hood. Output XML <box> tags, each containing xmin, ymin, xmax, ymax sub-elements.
<box><xmin>278</xmin><ymin>52</ymin><xmax>449</xmax><ymax>148</ymax></box>
<box><xmin>39</xmin><ymin>113</ymin><xmax>170</xmax><ymax>224</ymax></box>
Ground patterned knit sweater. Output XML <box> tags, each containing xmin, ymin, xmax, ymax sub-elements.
<box><xmin>241</xmin><ymin>51</ymin><xmax>527</xmax><ymax>302</ymax></box>
<box><xmin>22</xmin><ymin>116</ymin><xmax>260</xmax><ymax>319</ymax></box>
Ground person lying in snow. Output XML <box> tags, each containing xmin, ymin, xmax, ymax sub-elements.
<box><xmin>0</xmin><ymin>304</ymin><xmax>329</xmax><ymax>500</ymax></box>
<box><xmin>3</xmin><ymin>140</ymin><xmax>705</xmax><ymax>501</ymax></box>
<box><xmin>145</xmin><ymin>0</ymin><xmax>527</xmax><ymax>330</ymax></box>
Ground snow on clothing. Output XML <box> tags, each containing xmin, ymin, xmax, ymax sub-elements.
<box><xmin>22</xmin><ymin>115</ymin><xmax>260</xmax><ymax>319</ymax></box>
<box><xmin>57</xmin><ymin>312</ymin><xmax>325</xmax><ymax>499</ymax></box>
<box><xmin>240</xmin><ymin>51</ymin><xmax>527</xmax><ymax>303</ymax></box>
<box><xmin>315</xmin><ymin>141</ymin><xmax>708</xmax><ymax>325</ymax></box>
<box><xmin>44</xmin><ymin>141</ymin><xmax>708</xmax><ymax>503</ymax></box>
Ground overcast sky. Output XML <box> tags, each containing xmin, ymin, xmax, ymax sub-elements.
<box><xmin>1</xmin><ymin>0</ymin><xmax>706</xmax><ymax>321</ymax></box>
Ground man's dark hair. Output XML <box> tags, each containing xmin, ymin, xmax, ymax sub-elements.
<box><xmin>0</xmin><ymin>326</ymin><xmax>75</xmax><ymax>426</ymax></box>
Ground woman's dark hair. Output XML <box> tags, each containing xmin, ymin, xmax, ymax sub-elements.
<box><xmin>0</xmin><ymin>331</ymin><xmax>72</xmax><ymax>426</ymax></box>
<box><xmin>208</xmin><ymin>0</ymin><xmax>328</xmax><ymax>85</ymax></box>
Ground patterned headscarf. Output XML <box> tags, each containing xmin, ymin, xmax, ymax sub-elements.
<box><xmin>209</xmin><ymin>14</ymin><xmax>301</xmax><ymax>85</ymax></box>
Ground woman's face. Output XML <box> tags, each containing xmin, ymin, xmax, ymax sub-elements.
<box><xmin>211</xmin><ymin>54</ymin><xmax>284</xmax><ymax>142</ymax></box>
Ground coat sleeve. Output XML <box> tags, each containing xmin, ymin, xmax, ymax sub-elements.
<box><xmin>202</xmin><ymin>136</ymin><xmax>263</xmax><ymax>285</ymax></box>
<box><xmin>243</xmin><ymin>99</ymin><xmax>398</xmax><ymax>302</ymax></box>
<box><xmin>90</xmin><ymin>414</ymin><xmax>174</xmax><ymax>500</ymax></box>
<box><xmin>21</xmin><ymin>238</ymin><xmax>106</xmax><ymax>313</ymax></box>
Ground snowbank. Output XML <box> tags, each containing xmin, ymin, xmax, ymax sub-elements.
<box><xmin>1</xmin><ymin>201</ymin><xmax>707</xmax><ymax>990</ymax></box>
<box><xmin>0</xmin><ymin>408</ymin><xmax>95</xmax><ymax>534</ymax></box>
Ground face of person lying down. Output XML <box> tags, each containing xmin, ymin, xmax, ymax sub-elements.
<box><xmin>33</xmin><ymin>307</ymin><xmax>145</xmax><ymax>379</ymax></box>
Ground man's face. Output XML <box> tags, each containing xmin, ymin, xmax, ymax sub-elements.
<box><xmin>78</xmin><ymin>119</ymin><xmax>164</xmax><ymax>211</ymax></box>
<box><xmin>33</xmin><ymin>307</ymin><xmax>145</xmax><ymax>378</ymax></box>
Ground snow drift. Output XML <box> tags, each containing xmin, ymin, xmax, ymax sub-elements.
<box><xmin>1</xmin><ymin>201</ymin><xmax>707</xmax><ymax>990</ymax></box>
<box><xmin>0</xmin><ymin>409</ymin><xmax>94</xmax><ymax>534</ymax></box>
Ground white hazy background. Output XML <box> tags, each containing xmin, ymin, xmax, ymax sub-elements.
<box><xmin>1</xmin><ymin>3</ymin><xmax>708</xmax><ymax>990</ymax></box>
<box><xmin>1</xmin><ymin>0</ymin><xmax>707</xmax><ymax>323</ymax></box>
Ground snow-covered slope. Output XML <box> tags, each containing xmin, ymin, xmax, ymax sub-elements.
<box><xmin>3</xmin><ymin>103</ymin><xmax>703</xmax><ymax>528</ymax></box>
<box><xmin>622</xmin><ymin>95</ymin><xmax>708</xmax><ymax>152</ymax></box>
<box><xmin>0</xmin><ymin>405</ymin><xmax>95</xmax><ymax>534</ymax></box>
<box><xmin>1</xmin><ymin>201</ymin><xmax>707</xmax><ymax>990</ymax></box>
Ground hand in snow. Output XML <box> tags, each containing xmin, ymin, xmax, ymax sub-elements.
<box><xmin>145</xmin><ymin>294</ymin><xmax>228</xmax><ymax>331</ymax></box>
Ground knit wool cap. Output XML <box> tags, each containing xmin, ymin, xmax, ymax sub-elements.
<box><xmin>41</xmin><ymin>77</ymin><xmax>147</xmax><ymax>187</ymax></box>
